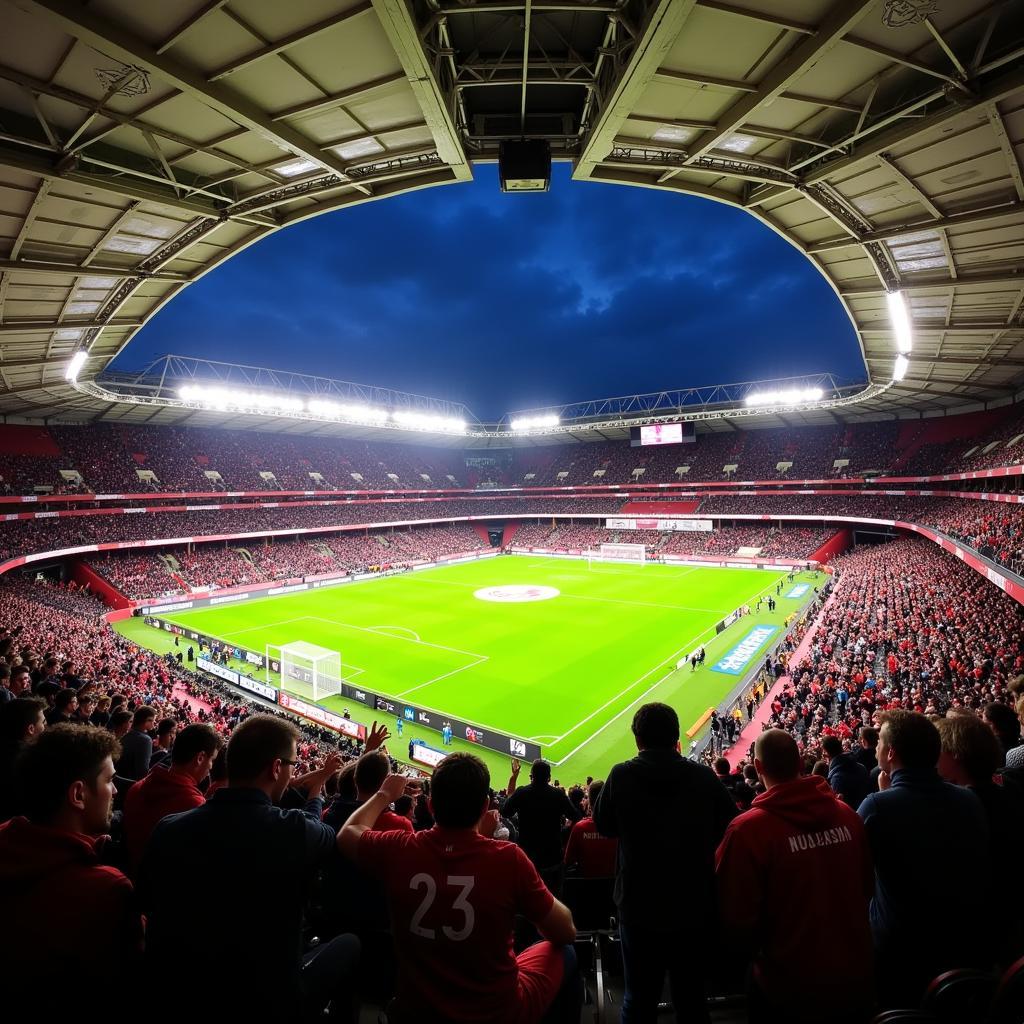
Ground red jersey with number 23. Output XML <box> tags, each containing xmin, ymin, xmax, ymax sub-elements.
<box><xmin>358</xmin><ymin>826</ymin><xmax>554</xmax><ymax>1022</ymax></box>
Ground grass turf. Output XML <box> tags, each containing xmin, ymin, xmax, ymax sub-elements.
<box><xmin>118</xmin><ymin>555</ymin><xmax>824</xmax><ymax>781</ymax></box>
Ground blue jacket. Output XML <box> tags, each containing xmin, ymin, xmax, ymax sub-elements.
<box><xmin>858</xmin><ymin>769</ymin><xmax>993</xmax><ymax>994</ymax></box>
<box><xmin>826</xmin><ymin>752</ymin><xmax>871</xmax><ymax>808</ymax></box>
<box><xmin>116</xmin><ymin>728</ymin><xmax>152</xmax><ymax>780</ymax></box>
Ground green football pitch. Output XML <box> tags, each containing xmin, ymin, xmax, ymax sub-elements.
<box><xmin>119</xmin><ymin>555</ymin><xmax>824</xmax><ymax>781</ymax></box>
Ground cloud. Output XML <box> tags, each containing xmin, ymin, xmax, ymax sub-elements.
<box><xmin>123</xmin><ymin>164</ymin><xmax>862</xmax><ymax>417</ymax></box>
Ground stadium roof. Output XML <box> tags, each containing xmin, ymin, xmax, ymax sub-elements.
<box><xmin>0</xmin><ymin>0</ymin><xmax>1022</xmax><ymax>437</ymax></box>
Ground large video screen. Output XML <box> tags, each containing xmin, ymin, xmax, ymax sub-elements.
<box><xmin>630</xmin><ymin>422</ymin><xmax>694</xmax><ymax>447</ymax></box>
<box><xmin>640</xmin><ymin>423</ymin><xmax>681</xmax><ymax>446</ymax></box>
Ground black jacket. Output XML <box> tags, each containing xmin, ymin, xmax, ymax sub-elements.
<box><xmin>594</xmin><ymin>748</ymin><xmax>736</xmax><ymax>928</ymax></box>
<box><xmin>503</xmin><ymin>780</ymin><xmax>580</xmax><ymax>870</ymax></box>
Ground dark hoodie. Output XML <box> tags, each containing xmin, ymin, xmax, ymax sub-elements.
<box><xmin>0</xmin><ymin>817</ymin><xmax>141</xmax><ymax>1012</ymax></box>
<box><xmin>715</xmin><ymin>775</ymin><xmax>874</xmax><ymax>1019</ymax></box>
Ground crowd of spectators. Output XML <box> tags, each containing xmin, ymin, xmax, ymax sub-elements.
<box><xmin>85</xmin><ymin>525</ymin><xmax>495</xmax><ymax>598</ymax></box>
<box><xmin>3</xmin><ymin>525</ymin><xmax>1024</xmax><ymax>1019</ymax></box>
<box><xmin>18</xmin><ymin>425</ymin><xmax>469</xmax><ymax>493</ymax></box>
<box><xmin>13</xmin><ymin>488</ymin><xmax>1024</xmax><ymax>592</ymax></box>
<box><xmin>920</xmin><ymin>500</ymin><xmax>1024</xmax><ymax>575</ymax></box>
<box><xmin>661</xmin><ymin>526</ymin><xmax>768</xmax><ymax>557</ymax></box>
<box><xmin>658</xmin><ymin>525</ymin><xmax>833</xmax><ymax>559</ymax></box>
<box><xmin>734</xmin><ymin>538</ymin><xmax>1024</xmax><ymax>767</ymax></box>
<box><xmin>386</xmin><ymin>524</ymin><xmax>487</xmax><ymax>560</ymax></box>
<box><xmin>87</xmin><ymin>555</ymin><xmax>181</xmax><ymax>599</ymax></box>
<box><xmin>5</xmin><ymin>405</ymin><xmax>1024</xmax><ymax>499</ymax></box>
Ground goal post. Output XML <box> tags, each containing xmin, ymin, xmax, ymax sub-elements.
<box><xmin>266</xmin><ymin>640</ymin><xmax>342</xmax><ymax>702</ymax></box>
<box><xmin>588</xmin><ymin>542</ymin><xmax>647</xmax><ymax>568</ymax></box>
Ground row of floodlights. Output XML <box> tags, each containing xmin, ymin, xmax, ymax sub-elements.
<box><xmin>509</xmin><ymin>413</ymin><xmax>560</xmax><ymax>430</ymax></box>
<box><xmin>744</xmin><ymin>387</ymin><xmax>824</xmax><ymax>407</ymax></box>
<box><xmin>177</xmin><ymin>386</ymin><xmax>469</xmax><ymax>433</ymax></box>
<box><xmin>66</xmin><ymin>291</ymin><xmax>915</xmax><ymax>411</ymax></box>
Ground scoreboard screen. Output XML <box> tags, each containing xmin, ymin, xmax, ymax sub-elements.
<box><xmin>630</xmin><ymin>423</ymin><xmax>694</xmax><ymax>447</ymax></box>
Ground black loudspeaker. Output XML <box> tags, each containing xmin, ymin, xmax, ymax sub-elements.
<box><xmin>498</xmin><ymin>140</ymin><xmax>551</xmax><ymax>192</ymax></box>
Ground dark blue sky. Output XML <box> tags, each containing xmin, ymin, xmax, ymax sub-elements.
<box><xmin>120</xmin><ymin>163</ymin><xmax>864</xmax><ymax>419</ymax></box>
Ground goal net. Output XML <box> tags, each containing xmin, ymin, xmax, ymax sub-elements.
<box><xmin>589</xmin><ymin>542</ymin><xmax>647</xmax><ymax>567</ymax></box>
<box><xmin>267</xmin><ymin>641</ymin><xmax>342</xmax><ymax>702</ymax></box>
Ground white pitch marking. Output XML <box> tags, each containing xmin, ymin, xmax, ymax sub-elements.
<box><xmin>551</xmin><ymin>571</ymin><xmax>791</xmax><ymax>765</ymax></box>
<box><xmin>395</xmin><ymin>655</ymin><xmax>489</xmax><ymax>698</ymax></box>
<box><xmin>305</xmin><ymin>616</ymin><xmax>486</xmax><ymax>661</ymax></box>
<box><xmin>219</xmin><ymin>616</ymin><xmax>309</xmax><ymax>639</ymax></box>
<box><xmin>367</xmin><ymin>624</ymin><xmax>423</xmax><ymax>641</ymax></box>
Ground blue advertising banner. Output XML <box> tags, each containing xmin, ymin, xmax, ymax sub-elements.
<box><xmin>712</xmin><ymin>625</ymin><xmax>779</xmax><ymax>675</ymax></box>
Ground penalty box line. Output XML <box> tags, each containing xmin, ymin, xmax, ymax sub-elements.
<box><xmin>300</xmin><ymin>616</ymin><xmax>491</xmax><ymax>705</ymax></box>
<box><xmin>216</xmin><ymin>617</ymin><xmax>372</xmax><ymax>682</ymax></box>
<box><xmin>220</xmin><ymin>614</ymin><xmax>489</xmax><ymax>697</ymax></box>
<box><xmin>549</xmin><ymin>570</ymin><xmax>791</xmax><ymax>766</ymax></box>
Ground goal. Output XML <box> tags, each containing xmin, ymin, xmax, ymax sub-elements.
<box><xmin>588</xmin><ymin>542</ymin><xmax>647</xmax><ymax>567</ymax></box>
<box><xmin>266</xmin><ymin>640</ymin><xmax>342</xmax><ymax>702</ymax></box>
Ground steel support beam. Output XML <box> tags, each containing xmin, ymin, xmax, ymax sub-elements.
<box><xmin>8</xmin><ymin>180</ymin><xmax>51</xmax><ymax>260</ymax></box>
<box><xmin>371</xmin><ymin>0</ymin><xmax>469</xmax><ymax>175</ymax></box>
<box><xmin>208</xmin><ymin>4</ymin><xmax>374</xmax><ymax>81</ymax></box>
<box><xmin>808</xmin><ymin>202</ymin><xmax>1024</xmax><ymax>254</ymax></box>
<box><xmin>843</xmin><ymin>271</ymin><xmax>1024</xmax><ymax>297</ymax></box>
<box><xmin>0</xmin><ymin>258</ymin><xmax>185</xmax><ymax>282</ymax></box>
<box><xmin>156</xmin><ymin>0</ymin><xmax>228</xmax><ymax>54</ymax></box>
<box><xmin>271</xmin><ymin>72</ymin><xmax>407</xmax><ymax>123</ymax></box>
<box><xmin>867</xmin><ymin>352</ymin><xmax>1024</xmax><ymax>369</ymax></box>
<box><xmin>0</xmin><ymin>354</ymin><xmax>89</xmax><ymax>371</ymax></box>
<box><xmin>0</xmin><ymin>143</ymin><xmax>226</xmax><ymax>222</ymax></box>
<box><xmin>685</xmin><ymin>0</ymin><xmax>875</xmax><ymax>162</ymax></box>
<box><xmin>0</xmin><ymin>317</ymin><xmax>143</xmax><ymax>335</ymax></box>
<box><xmin>437</xmin><ymin>1</ymin><xmax>618</xmax><ymax>11</ymax></box>
<box><xmin>894</xmin><ymin>375</ymin><xmax>1016</xmax><ymax>396</ymax></box>
<box><xmin>13</xmin><ymin>0</ymin><xmax>368</xmax><ymax>191</ymax></box>
<box><xmin>857</xmin><ymin>319</ymin><xmax>1024</xmax><ymax>334</ymax></box>
<box><xmin>803</xmin><ymin>62</ymin><xmax>1024</xmax><ymax>185</ymax></box>
<box><xmin>653</xmin><ymin>68</ymin><xmax>863</xmax><ymax>113</ymax></box>
<box><xmin>989</xmin><ymin>102</ymin><xmax>1024</xmax><ymax>202</ymax></box>
<box><xmin>576</xmin><ymin>0</ymin><xmax>699</xmax><ymax>178</ymax></box>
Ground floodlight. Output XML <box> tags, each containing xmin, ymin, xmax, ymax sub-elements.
<box><xmin>744</xmin><ymin>387</ymin><xmax>823</xmax><ymax>407</ymax></box>
<box><xmin>65</xmin><ymin>350</ymin><xmax>88</xmax><ymax>382</ymax></box>
<box><xmin>886</xmin><ymin>290</ymin><xmax>913</xmax><ymax>354</ymax></box>
<box><xmin>894</xmin><ymin>354</ymin><xmax>909</xmax><ymax>381</ymax></box>
<box><xmin>510</xmin><ymin>414</ymin><xmax>559</xmax><ymax>431</ymax></box>
<box><xmin>391</xmin><ymin>410</ymin><xmax>466</xmax><ymax>434</ymax></box>
<box><xmin>177</xmin><ymin>384</ymin><xmax>304</xmax><ymax>414</ymax></box>
<box><xmin>307</xmin><ymin>400</ymin><xmax>388</xmax><ymax>422</ymax></box>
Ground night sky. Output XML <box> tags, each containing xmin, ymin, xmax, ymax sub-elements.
<box><xmin>120</xmin><ymin>163</ymin><xmax>864</xmax><ymax>420</ymax></box>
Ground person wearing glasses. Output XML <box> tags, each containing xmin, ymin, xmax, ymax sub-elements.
<box><xmin>139</xmin><ymin>714</ymin><xmax>389</xmax><ymax>1022</ymax></box>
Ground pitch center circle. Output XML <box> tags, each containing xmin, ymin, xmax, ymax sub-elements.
<box><xmin>474</xmin><ymin>584</ymin><xmax>560</xmax><ymax>603</ymax></box>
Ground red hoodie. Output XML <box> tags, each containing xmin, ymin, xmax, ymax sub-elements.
<box><xmin>715</xmin><ymin>775</ymin><xmax>874</xmax><ymax>1019</ymax></box>
<box><xmin>0</xmin><ymin>817</ymin><xmax>142</xmax><ymax>1010</ymax></box>
<box><xmin>123</xmin><ymin>765</ymin><xmax>206</xmax><ymax>872</ymax></box>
